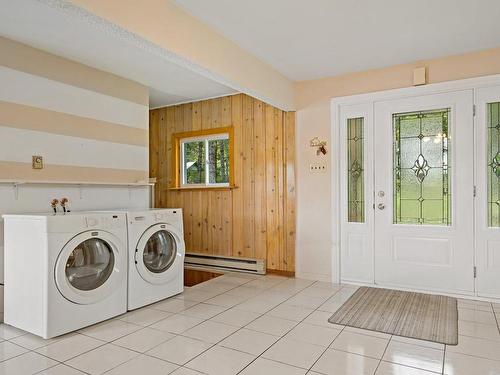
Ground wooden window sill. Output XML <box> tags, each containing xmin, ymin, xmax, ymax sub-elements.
<box><xmin>168</xmin><ymin>185</ymin><xmax>238</xmax><ymax>191</ymax></box>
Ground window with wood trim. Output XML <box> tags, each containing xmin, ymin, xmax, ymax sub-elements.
<box><xmin>172</xmin><ymin>127</ymin><xmax>234</xmax><ymax>188</ymax></box>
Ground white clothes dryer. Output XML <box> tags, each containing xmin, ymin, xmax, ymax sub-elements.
<box><xmin>125</xmin><ymin>208</ymin><xmax>184</xmax><ymax>310</ymax></box>
<box><xmin>2</xmin><ymin>212</ymin><xmax>127</xmax><ymax>338</ymax></box>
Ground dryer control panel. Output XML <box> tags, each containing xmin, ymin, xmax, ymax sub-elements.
<box><xmin>154</xmin><ymin>210</ymin><xmax>180</xmax><ymax>221</ymax></box>
<box><xmin>129</xmin><ymin>209</ymin><xmax>183</xmax><ymax>228</ymax></box>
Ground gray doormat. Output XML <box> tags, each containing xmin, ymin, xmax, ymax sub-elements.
<box><xmin>328</xmin><ymin>286</ymin><xmax>458</xmax><ymax>345</ymax></box>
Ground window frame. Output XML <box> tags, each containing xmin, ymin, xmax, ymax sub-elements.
<box><xmin>171</xmin><ymin>127</ymin><xmax>234</xmax><ymax>189</ymax></box>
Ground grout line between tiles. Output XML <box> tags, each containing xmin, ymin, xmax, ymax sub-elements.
<box><xmin>198</xmin><ymin>278</ymin><xmax>323</xmax><ymax>374</ymax></box>
<box><xmin>377</xmin><ymin>360</ymin><xmax>444</xmax><ymax>375</ymax></box>
<box><xmin>94</xmin><ymin>275</ymin><xmax>262</xmax><ymax>374</ymax></box>
<box><xmin>373</xmin><ymin>334</ymin><xmax>392</xmax><ymax>374</ymax></box>
<box><xmin>234</xmin><ymin>280</ymin><xmax>346</xmax><ymax>374</ymax></box>
<box><xmin>13</xmin><ymin>274</ymin><xmax>262</xmax><ymax>375</ymax></box>
<box><xmin>442</xmin><ymin>342</ymin><xmax>447</xmax><ymax>375</ymax></box>
<box><xmin>494</xmin><ymin>306</ymin><xmax>500</xmax><ymax>334</ymax></box>
<box><xmin>140</xmin><ymin>275</ymin><xmax>293</xmax><ymax>372</ymax></box>
<box><xmin>7</xmin><ymin>275</ymin><xmax>486</xmax><ymax>375</ymax></box>
<box><xmin>188</xmin><ymin>277</ymin><xmax>313</xmax><ymax>373</ymax></box>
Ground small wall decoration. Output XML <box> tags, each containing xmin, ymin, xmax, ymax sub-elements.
<box><xmin>310</xmin><ymin>137</ymin><xmax>327</xmax><ymax>155</ymax></box>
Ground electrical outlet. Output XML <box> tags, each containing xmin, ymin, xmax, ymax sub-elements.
<box><xmin>309</xmin><ymin>164</ymin><xmax>326</xmax><ymax>173</ymax></box>
<box><xmin>32</xmin><ymin>155</ymin><xmax>44</xmax><ymax>169</ymax></box>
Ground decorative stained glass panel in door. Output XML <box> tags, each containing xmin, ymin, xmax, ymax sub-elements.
<box><xmin>347</xmin><ymin>117</ymin><xmax>364</xmax><ymax>222</ymax></box>
<box><xmin>393</xmin><ymin>109</ymin><xmax>451</xmax><ymax>225</ymax></box>
<box><xmin>487</xmin><ymin>102</ymin><xmax>500</xmax><ymax>227</ymax></box>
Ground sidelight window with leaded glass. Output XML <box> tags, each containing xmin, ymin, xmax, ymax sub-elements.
<box><xmin>347</xmin><ymin>117</ymin><xmax>365</xmax><ymax>223</ymax></box>
<box><xmin>393</xmin><ymin>109</ymin><xmax>451</xmax><ymax>225</ymax></box>
<box><xmin>487</xmin><ymin>102</ymin><xmax>500</xmax><ymax>227</ymax></box>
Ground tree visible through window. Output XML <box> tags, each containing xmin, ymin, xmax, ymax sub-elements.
<box><xmin>208</xmin><ymin>139</ymin><xmax>230</xmax><ymax>184</ymax></box>
<box><xmin>177</xmin><ymin>129</ymin><xmax>232</xmax><ymax>187</ymax></box>
<box><xmin>183</xmin><ymin>140</ymin><xmax>206</xmax><ymax>184</ymax></box>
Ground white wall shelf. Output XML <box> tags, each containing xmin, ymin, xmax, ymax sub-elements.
<box><xmin>0</xmin><ymin>180</ymin><xmax>155</xmax><ymax>203</ymax></box>
<box><xmin>0</xmin><ymin>180</ymin><xmax>155</xmax><ymax>187</ymax></box>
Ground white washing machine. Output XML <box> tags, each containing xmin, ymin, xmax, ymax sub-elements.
<box><xmin>125</xmin><ymin>208</ymin><xmax>184</xmax><ymax>310</ymax></box>
<box><xmin>2</xmin><ymin>212</ymin><xmax>127</xmax><ymax>339</ymax></box>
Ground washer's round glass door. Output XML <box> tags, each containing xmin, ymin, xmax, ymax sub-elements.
<box><xmin>65</xmin><ymin>238</ymin><xmax>115</xmax><ymax>291</ymax></box>
<box><xmin>55</xmin><ymin>230</ymin><xmax>124</xmax><ymax>305</ymax></box>
<box><xmin>143</xmin><ymin>230</ymin><xmax>177</xmax><ymax>273</ymax></box>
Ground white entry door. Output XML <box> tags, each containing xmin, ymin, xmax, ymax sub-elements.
<box><xmin>475</xmin><ymin>86</ymin><xmax>500</xmax><ymax>298</ymax></box>
<box><xmin>373</xmin><ymin>91</ymin><xmax>475</xmax><ymax>294</ymax></box>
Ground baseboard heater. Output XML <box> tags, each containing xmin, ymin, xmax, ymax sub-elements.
<box><xmin>184</xmin><ymin>253</ymin><xmax>266</xmax><ymax>275</ymax></box>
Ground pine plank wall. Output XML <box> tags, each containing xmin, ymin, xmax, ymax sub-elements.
<box><xmin>149</xmin><ymin>93</ymin><xmax>296</xmax><ymax>273</ymax></box>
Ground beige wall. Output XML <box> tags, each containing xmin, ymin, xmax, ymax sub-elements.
<box><xmin>0</xmin><ymin>36</ymin><xmax>150</xmax><ymax>183</ymax></box>
<box><xmin>69</xmin><ymin>0</ymin><xmax>295</xmax><ymax>111</ymax></box>
<box><xmin>294</xmin><ymin>47</ymin><xmax>500</xmax><ymax>281</ymax></box>
<box><xmin>296</xmin><ymin>47</ymin><xmax>500</xmax><ymax>109</ymax></box>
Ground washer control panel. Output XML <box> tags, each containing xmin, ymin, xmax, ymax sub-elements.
<box><xmin>85</xmin><ymin>214</ymin><xmax>125</xmax><ymax>229</ymax></box>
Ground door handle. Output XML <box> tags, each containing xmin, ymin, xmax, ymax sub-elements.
<box><xmin>378</xmin><ymin>203</ymin><xmax>385</xmax><ymax>210</ymax></box>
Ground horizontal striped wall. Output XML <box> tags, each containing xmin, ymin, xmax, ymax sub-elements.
<box><xmin>0</xmin><ymin>37</ymin><xmax>149</xmax><ymax>183</ymax></box>
<box><xmin>0</xmin><ymin>38</ymin><xmax>151</xmax><ymax>318</ymax></box>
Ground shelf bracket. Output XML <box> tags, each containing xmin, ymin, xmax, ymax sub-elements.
<box><xmin>13</xmin><ymin>182</ymin><xmax>23</xmax><ymax>200</ymax></box>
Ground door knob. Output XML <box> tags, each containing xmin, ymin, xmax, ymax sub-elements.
<box><xmin>378</xmin><ymin>203</ymin><xmax>385</xmax><ymax>210</ymax></box>
<box><xmin>378</xmin><ymin>191</ymin><xmax>385</xmax><ymax>197</ymax></box>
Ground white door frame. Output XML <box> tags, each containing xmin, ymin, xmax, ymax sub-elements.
<box><xmin>331</xmin><ymin>73</ymin><xmax>500</xmax><ymax>299</ymax></box>
<box><xmin>338</xmin><ymin>103</ymin><xmax>375</xmax><ymax>285</ymax></box>
<box><xmin>475</xmin><ymin>86</ymin><xmax>500</xmax><ymax>299</ymax></box>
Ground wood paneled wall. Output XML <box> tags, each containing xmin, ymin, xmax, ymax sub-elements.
<box><xmin>149</xmin><ymin>94</ymin><xmax>296</xmax><ymax>272</ymax></box>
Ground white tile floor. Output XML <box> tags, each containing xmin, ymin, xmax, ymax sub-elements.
<box><xmin>1</xmin><ymin>273</ymin><xmax>500</xmax><ymax>374</ymax></box>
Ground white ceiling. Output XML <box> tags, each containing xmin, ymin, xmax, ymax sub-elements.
<box><xmin>175</xmin><ymin>0</ymin><xmax>500</xmax><ymax>81</ymax></box>
<box><xmin>0</xmin><ymin>0</ymin><xmax>235</xmax><ymax>108</ymax></box>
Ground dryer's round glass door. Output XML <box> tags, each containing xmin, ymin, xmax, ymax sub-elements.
<box><xmin>65</xmin><ymin>238</ymin><xmax>115</xmax><ymax>291</ymax></box>
<box><xmin>143</xmin><ymin>230</ymin><xmax>177</xmax><ymax>273</ymax></box>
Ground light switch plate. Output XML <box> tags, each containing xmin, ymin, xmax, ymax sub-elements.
<box><xmin>32</xmin><ymin>155</ymin><xmax>43</xmax><ymax>169</ymax></box>
<box><xmin>309</xmin><ymin>164</ymin><xmax>326</xmax><ymax>173</ymax></box>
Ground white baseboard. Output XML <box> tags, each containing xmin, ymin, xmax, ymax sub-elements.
<box><xmin>296</xmin><ymin>271</ymin><xmax>332</xmax><ymax>282</ymax></box>
<box><xmin>341</xmin><ymin>280</ymin><xmax>500</xmax><ymax>303</ymax></box>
